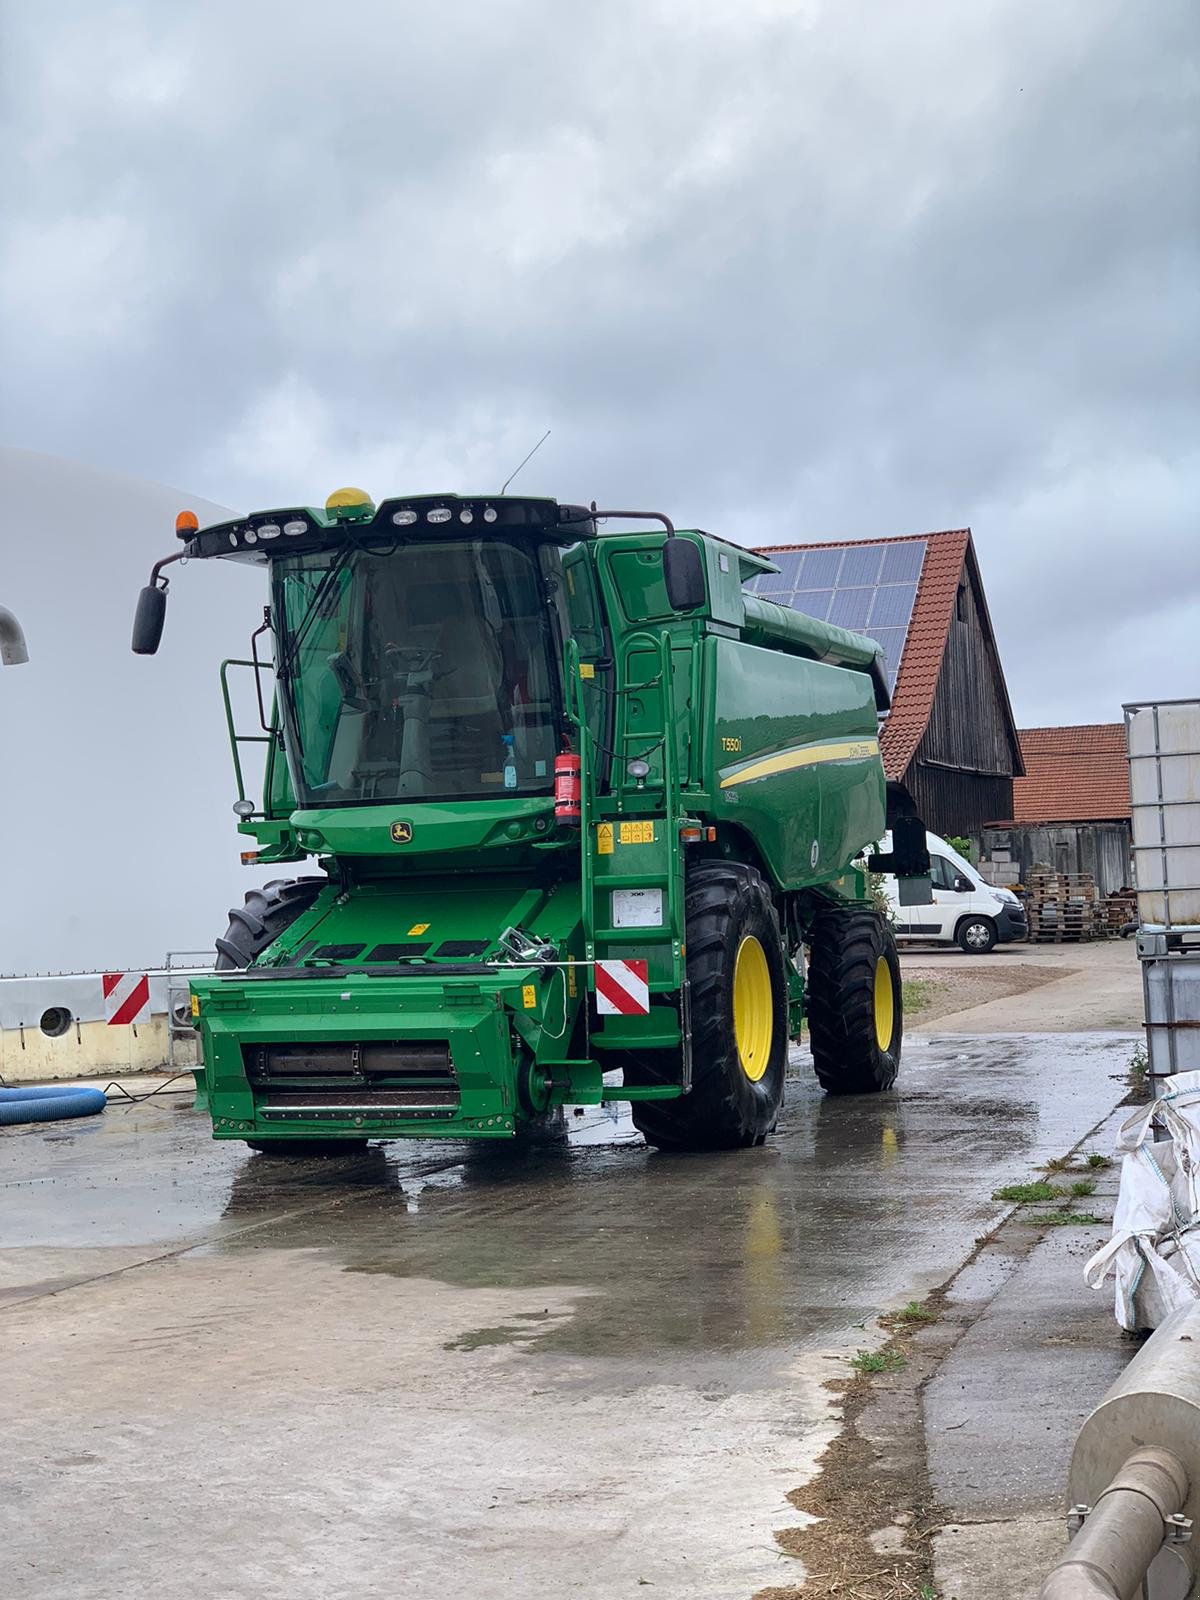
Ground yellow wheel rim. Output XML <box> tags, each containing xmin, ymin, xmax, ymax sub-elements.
<box><xmin>874</xmin><ymin>956</ymin><xmax>895</xmax><ymax>1051</ymax></box>
<box><xmin>733</xmin><ymin>935</ymin><xmax>774</xmax><ymax>1082</ymax></box>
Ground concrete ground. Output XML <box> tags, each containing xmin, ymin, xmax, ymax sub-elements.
<box><xmin>902</xmin><ymin>936</ymin><xmax>1143</xmax><ymax>1033</ymax></box>
<box><xmin>0</xmin><ymin>1026</ymin><xmax>1136</xmax><ymax>1600</ymax></box>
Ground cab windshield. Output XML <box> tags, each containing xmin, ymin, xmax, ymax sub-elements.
<box><xmin>273</xmin><ymin>539</ymin><xmax>560</xmax><ymax>805</ymax></box>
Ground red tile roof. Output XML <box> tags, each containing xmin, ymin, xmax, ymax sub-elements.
<box><xmin>1006</xmin><ymin>724</ymin><xmax>1131</xmax><ymax>824</ymax></box>
<box><xmin>754</xmin><ymin>529</ymin><xmax>972</xmax><ymax>781</ymax></box>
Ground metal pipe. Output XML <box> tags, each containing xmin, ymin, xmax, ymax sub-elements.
<box><xmin>0</xmin><ymin>604</ymin><xmax>29</xmax><ymax>665</ymax></box>
<box><xmin>1039</xmin><ymin>1447</ymin><xmax>1189</xmax><ymax>1599</ymax></box>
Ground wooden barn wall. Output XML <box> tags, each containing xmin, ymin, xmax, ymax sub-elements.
<box><xmin>904</xmin><ymin>762</ymin><xmax>1013</xmax><ymax>841</ymax></box>
<box><xmin>980</xmin><ymin>823</ymin><xmax>1133</xmax><ymax>895</ymax></box>
<box><xmin>897</xmin><ymin>557</ymin><xmax>1018</xmax><ymax>838</ymax></box>
<box><xmin>916</xmin><ymin>574</ymin><xmax>1017</xmax><ymax>779</ymax></box>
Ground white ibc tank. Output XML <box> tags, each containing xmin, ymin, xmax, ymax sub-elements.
<box><xmin>1126</xmin><ymin>700</ymin><xmax>1200</xmax><ymax>931</ymax></box>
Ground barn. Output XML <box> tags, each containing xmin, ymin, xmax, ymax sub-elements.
<box><xmin>750</xmin><ymin>528</ymin><xmax>1023</xmax><ymax>842</ymax></box>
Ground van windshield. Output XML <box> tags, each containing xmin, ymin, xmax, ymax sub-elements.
<box><xmin>273</xmin><ymin>540</ymin><xmax>559</xmax><ymax>805</ymax></box>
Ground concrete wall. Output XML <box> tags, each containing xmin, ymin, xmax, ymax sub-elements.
<box><xmin>0</xmin><ymin>971</ymin><xmax>201</xmax><ymax>1083</ymax></box>
<box><xmin>0</xmin><ymin>1014</ymin><xmax>198</xmax><ymax>1083</ymax></box>
<box><xmin>980</xmin><ymin>821</ymin><xmax>1133</xmax><ymax>894</ymax></box>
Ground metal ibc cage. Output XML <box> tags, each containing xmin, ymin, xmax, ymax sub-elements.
<box><xmin>1125</xmin><ymin>700</ymin><xmax>1200</xmax><ymax>1091</ymax></box>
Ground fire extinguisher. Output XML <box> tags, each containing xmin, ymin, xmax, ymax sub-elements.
<box><xmin>554</xmin><ymin>750</ymin><xmax>582</xmax><ymax>826</ymax></box>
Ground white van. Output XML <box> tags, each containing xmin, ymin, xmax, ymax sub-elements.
<box><xmin>875</xmin><ymin>830</ymin><xmax>1027</xmax><ymax>954</ymax></box>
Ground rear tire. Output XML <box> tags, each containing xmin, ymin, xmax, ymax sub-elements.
<box><xmin>630</xmin><ymin>862</ymin><xmax>787</xmax><ymax>1152</ymax></box>
<box><xmin>807</xmin><ymin>907</ymin><xmax>902</xmax><ymax>1094</ymax></box>
<box><xmin>215</xmin><ymin>876</ymin><xmax>327</xmax><ymax>969</ymax></box>
<box><xmin>956</xmin><ymin>915</ymin><xmax>996</xmax><ymax>954</ymax></box>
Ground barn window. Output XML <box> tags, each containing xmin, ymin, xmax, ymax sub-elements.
<box><xmin>956</xmin><ymin>583</ymin><xmax>968</xmax><ymax>622</ymax></box>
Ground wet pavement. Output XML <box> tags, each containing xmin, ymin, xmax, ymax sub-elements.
<box><xmin>0</xmin><ymin>1033</ymin><xmax>1133</xmax><ymax>1599</ymax></box>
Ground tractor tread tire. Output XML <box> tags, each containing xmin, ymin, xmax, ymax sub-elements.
<box><xmin>214</xmin><ymin>875</ymin><xmax>328</xmax><ymax>969</ymax></box>
<box><xmin>807</xmin><ymin>907</ymin><xmax>902</xmax><ymax>1095</ymax></box>
<box><xmin>630</xmin><ymin>862</ymin><xmax>787</xmax><ymax>1152</ymax></box>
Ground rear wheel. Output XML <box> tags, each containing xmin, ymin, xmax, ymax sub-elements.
<box><xmin>630</xmin><ymin>862</ymin><xmax>787</xmax><ymax>1152</ymax></box>
<box><xmin>807</xmin><ymin>907</ymin><xmax>902</xmax><ymax>1094</ymax></box>
<box><xmin>956</xmin><ymin>915</ymin><xmax>996</xmax><ymax>954</ymax></box>
<box><xmin>215</xmin><ymin>876</ymin><xmax>327</xmax><ymax>969</ymax></box>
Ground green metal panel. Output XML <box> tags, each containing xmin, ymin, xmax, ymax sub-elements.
<box><xmin>702</xmin><ymin>634</ymin><xmax>885</xmax><ymax>890</ymax></box>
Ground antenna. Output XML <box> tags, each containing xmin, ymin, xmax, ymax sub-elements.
<box><xmin>500</xmin><ymin>429</ymin><xmax>551</xmax><ymax>495</ymax></box>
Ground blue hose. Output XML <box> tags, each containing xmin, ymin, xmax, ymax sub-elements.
<box><xmin>0</xmin><ymin>1084</ymin><xmax>107</xmax><ymax>1125</ymax></box>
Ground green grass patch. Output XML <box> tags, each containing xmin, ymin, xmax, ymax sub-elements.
<box><xmin>901</xmin><ymin>977</ymin><xmax>940</xmax><ymax>1016</ymax></box>
<box><xmin>1033</xmin><ymin>1210</ymin><xmax>1104</xmax><ymax>1227</ymax></box>
<box><xmin>1085</xmin><ymin>1153</ymin><xmax>1113</xmax><ymax>1169</ymax></box>
<box><xmin>893</xmin><ymin>1299</ymin><xmax>937</xmax><ymax>1324</ymax></box>
<box><xmin>1069</xmin><ymin>1179</ymin><xmax>1097</xmax><ymax>1197</ymax></box>
<box><xmin>993</xmin><ymin>1180</ymin><xmax>1063</xmax><ymax>1203</ymax></box>
<box><xmin>849</xmin><ymin>1348</ymin><xmax>907</xmax><ymax>1375</ymax></box>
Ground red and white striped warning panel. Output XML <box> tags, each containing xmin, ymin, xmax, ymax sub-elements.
<box><xmin>103</xmin><ymin>972</ymin><xmax>151</xmax><ymax>1026</ymax></box>
<box><xmin>594</xmin><ymin>958</ymin><xmax>650</xmax><ymax>1016</ymax></box>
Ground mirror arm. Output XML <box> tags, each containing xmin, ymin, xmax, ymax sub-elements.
<box><xmin>148</xmin><ymin>548</ymin><xmax>187</xmax><ymax>592</ymax></box>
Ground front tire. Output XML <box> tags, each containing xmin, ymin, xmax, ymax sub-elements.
<box><xmin>630</xmin><ymin>862</ymin><xmax>787</xmax><ymax>1152</ymax></box>
<box><xmin>956</xmin><ymin>915</ymin><xmax>996</xmax><ymax>955</ymax></box>
<box><xmin>807</xmin><ymin>907</ymin><xmax>902</xmax><ymax>1094</ymax></box>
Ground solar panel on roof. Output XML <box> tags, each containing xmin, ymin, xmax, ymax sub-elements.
<box><xmin>746</xmin><ymin>538</ymin><xmax>928</xmax><ymax>696</ymax></box>
<box><xmin>797</xmin><ymin>549</ymin><xmax>841</xmax><ymax>587</ymax></box>
<box><xmin>880</xmin><ymin>542</ymin><xmax>924</xmax><ymax>583</ymax></box>
<box><xmin>838</xmin><ymin>546</ymin><xmax>884</xmax><ymax>586</ymax></box>
<box><xmin>868</xmin><ymin>583</ymin><xmax>917</xmax><ymax>628</ymax></box>
<box><xmin>829</xmin><ymin>588</ymin><xmax>873</xmax><ymax>629</ymax></box>
<box><xmin>792</xmin><ymin>588</ymin><xmax>833</xmax><ymax>621</ymax></box>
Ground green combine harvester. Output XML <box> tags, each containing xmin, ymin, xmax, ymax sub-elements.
<box><xmin>132</xmin><ymin>490</ymin><xmax>929</xmax><ymax>1152</ymax></box>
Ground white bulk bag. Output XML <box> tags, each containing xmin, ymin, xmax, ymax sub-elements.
<box><xmin>1084</xmin><ymin>1070</ymin><xmax>1200</xmax><ymax>1331</ymax></box>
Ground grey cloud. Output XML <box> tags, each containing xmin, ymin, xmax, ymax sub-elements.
<box><xmin>0</xmin><ymin>0</ymin><xmax>1196</xmax><ymax>951</ymax></box>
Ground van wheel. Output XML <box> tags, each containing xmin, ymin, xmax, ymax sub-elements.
<box><xmin>628</xmin><ymin>862</ymin><xmax>787</xmax><ymax>1151</ymax></box>
<box><xmin>807</xmin><ymin>907</ymin><xmax>902</xmax><ymax>1094</ymax></box>
<box><xmin>956</xmin><ymin>916</ymin><xmax>996</xmax><ymax>954</ymax></box>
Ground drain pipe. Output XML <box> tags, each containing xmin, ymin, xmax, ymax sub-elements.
<box><xmin>0</xmin><ymin>604</ymin><xmax>29</xmax><ymax>665</ymax></box>
<box><xmin>1039</xmin><ymin>1448</ymin><xmax>1189</xmax><ymax>1598</ymax></box>
<box><xmin>1039</xmin><ymin>1302</ymin><xmax>1199</xmax><ymax>1600</ymax></box>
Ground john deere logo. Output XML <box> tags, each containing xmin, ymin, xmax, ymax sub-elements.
<box><xmin>390</xmin><ymin>821</ymin><xmax>413</xmax><ymax>843</ymax></box>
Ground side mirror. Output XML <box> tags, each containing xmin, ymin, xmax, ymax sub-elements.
<box><xmin>662</xmin><ymin>539</ymin><xmax>705</xmax><ymax>611</ymax></box>
<box><xmin>953</xmin><ymin>874</ymin><xmax>972</xmax><ymax>894</ymax></box>
<box><xmin>132</xmin><ymin>585</ymin><xmax>167</xmax><ymax>655</ymax></box>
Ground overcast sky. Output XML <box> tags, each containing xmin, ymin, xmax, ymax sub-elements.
<box><xmin>1</xmin><ymin>1</ymin><xmax>1197</xmax><ymax>967</ymax></box>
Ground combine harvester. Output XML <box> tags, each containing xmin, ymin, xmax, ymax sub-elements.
<box><xmin>131</xmin><ymin>492</ymin><xmax>928</xmax><ymax>1152</ymax></box>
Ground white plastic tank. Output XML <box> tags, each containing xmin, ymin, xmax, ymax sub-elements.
<box><xmin>1125</xmin><ymin>700</ymin><xmax>1200</xmax><ymax>931</ymax></box>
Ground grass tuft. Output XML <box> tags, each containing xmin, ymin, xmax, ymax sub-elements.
<box><xmin>993</xmin><ymin>1180</ymin><xmax>1062</xmax><ymax>1203</ymax></box>
<box><xmin>1069</xmin><ymin>1179</ymin><xmax>1097</xmax><ymax>1197</ymax></box>
<box><xmin>849</xmin><ymin>1348</ymin><xmax>907</xmax><ymax>1375</ymax></box>
<box><xmin>1033</xmin><ymin>1210</ymin><xmax>1104</xmax><ymax>1227</ymax></box>
<box><xmin>1085</xmin><ymin>1152</ymin><xmax>1112</xmax><ymax>1169</ymax></box>
<box><xmin>894</xmin><ymin>1300</ymin><xmax>937</xmax><ymax>1324</ymax></box>
<box><xmin>901</xmin><ymin>977</ymin><xmax>941</xmax><ymax>1016</ymax></box>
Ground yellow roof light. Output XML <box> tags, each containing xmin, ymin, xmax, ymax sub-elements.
<box><xmin>325</xmin><ymin>486</ymin><xmax>375</xmax><ymax>518</ymax></box>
